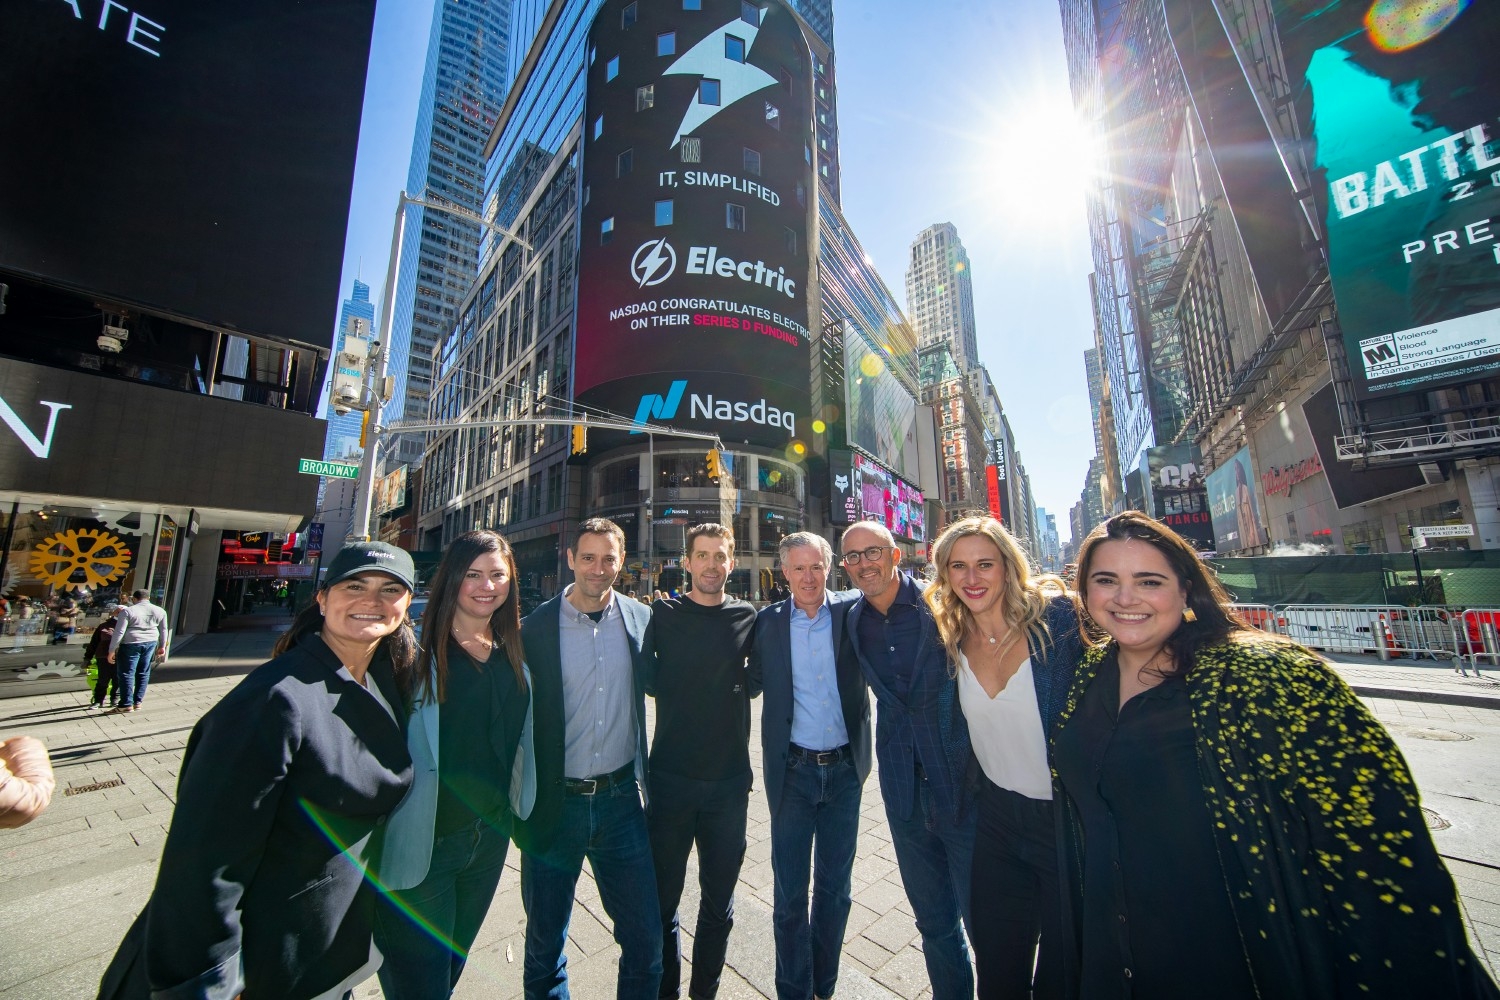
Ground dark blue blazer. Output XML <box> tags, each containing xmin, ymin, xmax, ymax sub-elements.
<box><xmin>846</xmin><ymin>574</ymin><xmax>973</xmax><ymax>824</ymax></box>
<box><xmin>515</xmin><ymin>590</ymin><xmax>654</xmax><ymax>854</ymax></box>
<box><xmin>99</xmin><ymin>635</ymin><xmax>412</xmax><ymax>1000</ymax></box>
<box><xmin>748</xmin><ymin>590</ymin><xmax>871</xmax><ymax>816</ymax></box>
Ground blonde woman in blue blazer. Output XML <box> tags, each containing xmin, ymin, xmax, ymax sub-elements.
<box><xmin>373</xmin><ymin>530</ymin><xmax>536</xmax><ymax>999</ymax></box>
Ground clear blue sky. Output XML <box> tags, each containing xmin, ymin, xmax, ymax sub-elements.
<box><xmin>333</xmin><ymin>0</ymin><xmax>1097</xmax><ymax>538</ymax></box>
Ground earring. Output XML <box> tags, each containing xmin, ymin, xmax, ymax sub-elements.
<box><xmin>1182</xmin><ymin>607</ymin><xmax>1197</xmax><ymax>623</ymax></box>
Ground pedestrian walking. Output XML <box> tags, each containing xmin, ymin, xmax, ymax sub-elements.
<box><xmin>648</xmin><ymin>524</ymin><xmax>758</xmax><ymax>1000</ymax></box>
<box><xmin>1054</xmin><ymin>511</ymin><xmax>1500</xmax><ymax>998</ymax></box>
<box><xmin>373</xmin><ymin>530</ymin><xmax>535</xmax><ymax>999</ymax></box>
<box><xmin>515</xmin><ymin>518</ymin><xmax>662</xmax><ymax>1000</ymax></box>
<box><xmin>840</xmin><ymin>520</ymin><xmax>976</xmax><ymax>1000</ymax></box>
<box><xmin>747</xmin><ymin>533</ymin><xmax>870</xmax><ymax>1000</ymax></box>
<box><xmin>107</xmin><ymin>590</ymin><xmax>168</xmax><ymax>713</ymax></box>
<box><xmin>50</xmin><ymin>598</ymin><xmax>79</xmax><ymax>644</ymax></box>
<box><xmin>83</xmin><ymin>605</ymin><xmax>124</xmax><ymax>709</ymax></box>
<box><xmin>926</xmin><ymin>516</ymin><xmax>1082</xmax><ymax>1000</ymax></box>
<box><xmin>97</xmin><ymin>541</ymin><xmax>418</xmax><ymax>1000</ymax></box>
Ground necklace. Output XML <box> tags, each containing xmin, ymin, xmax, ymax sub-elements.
<box><xmin>972</xmin><ymin>621</ymin><xmax>1021</xmax><ymax>658</ymax></box>
<box><xmin>454</xmin><ymin>628</ymin><xmax>494</xmax><ymax>651</ymax></box>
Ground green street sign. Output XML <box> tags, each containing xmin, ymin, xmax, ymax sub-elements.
<box><xmin>298</xmin><ymin>458</ymin><xmax>360</xmax><ymax>479</ymax></box>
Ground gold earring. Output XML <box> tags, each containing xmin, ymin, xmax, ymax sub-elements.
<box><xmin>1182</xmin><ymin>607</ymin><xmax>1197</xmax><ymax>623</ymax></box>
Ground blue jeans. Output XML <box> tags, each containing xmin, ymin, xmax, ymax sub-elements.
<box><xmin>769</xmin><ymin>755</ymin><xmax>862</xmax><ymax>1000</ymax></box>
<box><xmin>374</xmin><ymin>817</ymin><xmax>510</xmax><ymax>999</ymax></box>
<box><xmin>885</xmin><ymin>768</ymin><xmax>977</xmax><ymax>1000</ymax></box>
<box><xmin>115</xmin><ymin>642</ymin><xmax>156</xmax><ymax>707</ymax></box>
<box><xmin>647</xmin><ymin>770</ymin><xmax>750</xmax><ymax>1000</ymax></box>
<box><xmin>520</xmin><ymin>780</ymin><xmax>662</xmax><ymax>1000</ymax></box>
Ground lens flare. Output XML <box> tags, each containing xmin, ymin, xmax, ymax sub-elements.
<box><xmin>1365</xmin><ymin>0</ymin><xmax>1470</xmax><ymax>51</ymax></box>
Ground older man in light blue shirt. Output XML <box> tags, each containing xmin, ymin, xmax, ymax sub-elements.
<box><xmin>748</xmin><ymin>533</ymin><xmax>872</xmax><ymax>1000</ymax></box>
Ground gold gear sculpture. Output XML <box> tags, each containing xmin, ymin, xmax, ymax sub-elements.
<box><xmin>28</xmin><ymin>529</ymin><xmax>133</xmax><ymax>591</ymax></box>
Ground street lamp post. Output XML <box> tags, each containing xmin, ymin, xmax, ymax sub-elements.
<box><xmin>349</xmin><ymin>190</ymin><xmax>533</xmax><ymax>542</ymax></box>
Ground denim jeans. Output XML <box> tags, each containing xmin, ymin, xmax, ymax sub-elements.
<box><xmin>970</xmin><ymin>779</ymin><xmax>1061</xmax><ymax>1000</ymax></box>
<box><xmin>115</xmin><ymin>642</ymin><xmax>156</xmax><ymax>707</ymax></box>
<box><xmin>769</xmin><ymin>755</ymin><xmax>862</xmax><ymax>1000</ymax></box>
<box><xmin>647</xmin><ymin>769</ymin><xmax>750</xmax><ymax>1000</ymax></box>
<box><xmin>374</xmin><ymin>817</ymin><xmax>510</xmax><ymax>999</ymax></box>
<box><xmin>520</xmin><ymin>780</ymin><xmax>662</xmax><ymax>1000</ymax></box>
<box><xmin>885</xmin><ymin>767</ymin><xmax>978</xmax><ymax>1000</ymax></box>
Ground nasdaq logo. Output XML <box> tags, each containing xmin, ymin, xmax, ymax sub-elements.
<box><xmin>632</xmin><ymin>380</ymin><xmax>688</xmax><ymax>431</ymax></box>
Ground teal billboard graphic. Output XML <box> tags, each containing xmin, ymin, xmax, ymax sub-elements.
<box><xmin>1205</xmin><ymin>447</ymin><xmax>1268</xmax><ymax>554</ymax></box>
<box><xmin>1286</xmin><ymin>0</ymin><xmax>1500</xmax><ymax>398</ymax></box>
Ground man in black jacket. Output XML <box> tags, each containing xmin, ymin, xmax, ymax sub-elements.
<box><xmin>517</xmin><ymin>518</ymin><xmax>661</xmax><ymax>1000</ymax></box>
<box><xmin>648</xmin><ymin>523</ymin><xmax>758</xmax><ymax>1000</ymax></box>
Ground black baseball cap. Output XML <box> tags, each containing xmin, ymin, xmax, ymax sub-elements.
<box><xmin>322</xmin><ymin>542</ymin><xmax>416</xmax><ymax>592</ymax></box>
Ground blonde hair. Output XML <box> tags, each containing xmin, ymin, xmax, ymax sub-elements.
<box><xmin>925</xmin><ymin>516</ymin><xmax>1059</xmax><ymax>671</ymax></box>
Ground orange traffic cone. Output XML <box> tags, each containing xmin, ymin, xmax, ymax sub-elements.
<box><xmin>1377</xmin><ymin>613</ymin><xmax>1398</xmax><ymax>661</ymax></box>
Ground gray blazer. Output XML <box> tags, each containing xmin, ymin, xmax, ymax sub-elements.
<box><xmin>375</xmin><ymin>660</ymin><xmax>536</xmax><ymax>891</ymax></box>
<box><xmin>748</xmin><ymin>590</ymin><xmax>871</xmax><ymax>816</ymax></box>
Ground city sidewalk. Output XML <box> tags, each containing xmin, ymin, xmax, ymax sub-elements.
<box><xmin>2</xmin><ymin>628</ymin><xmax>1498</xmax><ymax>998</ymax></box>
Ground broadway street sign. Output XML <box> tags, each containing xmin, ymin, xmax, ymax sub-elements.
<box><xmin>298</xmin><ymin>458</ymin><xmax>359</xmax><ymax>479</ymax></box>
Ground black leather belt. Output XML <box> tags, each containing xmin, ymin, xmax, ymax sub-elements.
<box><xmin>564</xmin><ymin>762</ymin><xmax>635</xmax><ymax>795</ymax></box>
<box><xmin>790</xmin><ymin>743</ymin><xmax>850</xmax><ymax>765</ymax></box>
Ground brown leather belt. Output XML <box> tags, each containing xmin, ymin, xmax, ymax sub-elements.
<box><xmin>789</xmin><ymin>744</ymin><xmax>850</xmax><ymax>765</ymax></box>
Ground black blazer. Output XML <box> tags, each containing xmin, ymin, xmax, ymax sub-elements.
<box><xmin>748</xmin><ymin>590</ymin><xmax>872</xmax><ymax>816</ymax></box>
<box><xmin>514</xmin><ymin>590</ymin><xmax>654</xmax><ymax>854</ymax></box>
<box><xmin>98</xmin><ymin>635</ymin><xmax>412</xmax><ymax>1000</ymax></box>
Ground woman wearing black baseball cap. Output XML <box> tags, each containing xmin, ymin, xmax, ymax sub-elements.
<box><xmin>101</xmin><ymin>541</ymin><xmax>421</xmax><ymax>1000</ymax></box>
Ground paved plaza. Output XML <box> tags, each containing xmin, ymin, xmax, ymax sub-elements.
<box><xmin>3</xmin><ymin>621</ymin><xmax>1500</xmax><ymax>998</ymax></box>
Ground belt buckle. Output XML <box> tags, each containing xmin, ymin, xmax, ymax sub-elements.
<box><xmin>575</xmin><ymin>777</ymin><xmax>599</xmax><ymax>795</ymax></box>
<box><xmin>816</xmin><ymin>749</ymin><xmax>837</xmax><ymax>765</ymax></box>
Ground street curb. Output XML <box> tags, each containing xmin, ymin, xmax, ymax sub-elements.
<box><xmin>1349</xmin><ymin>684</ymin><xmax>1500</xmax><ymax>711</ymax></box>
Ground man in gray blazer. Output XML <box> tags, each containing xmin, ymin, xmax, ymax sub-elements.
<box><xmin>516</xmin><ymin>518</ymin><xmax>661</xmax><ymax>1000</ymax></box>
<box><xmin>748</xmin><ymin>532</ymin><xmax>871</xmax><ymax>1000</ymax></box>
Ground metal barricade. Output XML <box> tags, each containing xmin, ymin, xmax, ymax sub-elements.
<box><xmin>1229</xmin><ymin>604</ymin><xmax>1278</xmax><ymax>634</ymax></box>
<box><xmin>1458</xmin><ymin>608</ymin><xmax>1500</xmax><ymax>675</ymax></box>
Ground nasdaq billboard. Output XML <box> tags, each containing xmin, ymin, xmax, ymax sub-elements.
<box><xmin>1279</xmin><ymin>0</ymin><xmax>1500</xmax><ymax>398</ymax></box>
<box><xmin>576</xmin><ymin>0</ymin><xmax>815</xmax><ymax>450</ymax></box>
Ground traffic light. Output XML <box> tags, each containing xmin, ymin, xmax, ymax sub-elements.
<box><xmin>705</xmin><ymin>448</ymin><xmax>721</xmax><ymax>480</ymax></box>
<box><xmin>570</xmin><ymin>423</ymin><xmax>587</xmax><ymax>456</ymax></box>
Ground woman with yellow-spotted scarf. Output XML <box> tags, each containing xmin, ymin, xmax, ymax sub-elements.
<box><xmin>1054</xmin><ymin>510</ymin><xmax>1497</xmax><ymax>999</ymax></box>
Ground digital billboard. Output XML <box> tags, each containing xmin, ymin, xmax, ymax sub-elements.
<box><xmin>1143</xmin><ymin>443</ymin><xmax>1213</xmax><ymax>552</ymax></box>
<box><xmin>0</xmin><ymin>1</ymin><xmax>377</xmax><ymax>346</ymax></box>
<box><xmin>854</xmin><ymin>453</ymin><xmax>924</xmax><ymax>543</ymax></box>
<box><xmin>829</xmin><ymin>449</ymin><xmax>859</xmax><ymax>525</ymax></box>
<box><xmin>1205</xmin><ymin>447</ymin><xmax>1268</xmax><ymax>554</ymax></box>
<box><xmin>844</xmin><ymin>324</ymin><xmax>920</xmax><ymax>481</ymax></box>
<box><xmin>1277</xmin><ymin>0</ymin><xmax>1500</xmax><ymax>398</ymax></box>
<box><xmin>987</xmin><ymin>437</ymin><xmax>1012</xmax><ymax>525</ymax></box>
<box><xmin>576</xmin><ymin>0</ymin><xmax>815</xmax><ymax>450</ymax></box>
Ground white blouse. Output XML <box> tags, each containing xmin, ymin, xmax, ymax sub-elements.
<box><xmin>957</xmin><ymin>652</ymin><xmax>1053</xmax><ymax>801</ymax></box>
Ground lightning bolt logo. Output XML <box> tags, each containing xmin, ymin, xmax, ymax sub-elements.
<box><xmin>663</xmin><ymin>15</ymin><xmax>777</xmax><ymax>148</ymax></box>
<box><xmin>631</xmin><ymin>238</ymin><xmax>677</xmax><ymax>287</ymax></box>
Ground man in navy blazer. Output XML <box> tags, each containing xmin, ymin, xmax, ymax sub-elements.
<box><xmin>748</xmin><ymin>532</ymin><xmax>871</xmax><ymax>1000</ymax></box>
<box><xmin>840</xmin><ymin>520</ymin><xmax>977</xmax><ymax>1000</ymax></box>
<box><xmin>516</xmin><ymin>518</ymin><xmax>661</xmax><ymax>1000</ymax></box>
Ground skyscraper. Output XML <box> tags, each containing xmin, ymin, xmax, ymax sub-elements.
<box><xmin>384</xmin><ymin>0</ymin><xmax>511</xmax><ymax>470</ymax></box>
<box><xmin>905</xmin><ymin>222</ymin><xmax>979</xmax><ymax>373</ymax></box>
<box><xmin>322</xmin><ymin>278</ymin><xmax>376</xmax><ymax>464</ymax></box>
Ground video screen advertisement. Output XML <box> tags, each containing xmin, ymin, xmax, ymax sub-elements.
<box><xmin>1143</xmin><ymin>443</ymin><xmax>1213</xmax><ymax>552</ymax></box>
<box><xmin>1277</xmin><ymin>0</ymin><xmax>1500</xmax><ymax>399</ymax></box>
<box><xmin>853</xmin><ymin>452</ymin><xmax>924</xmax><ymax>543</ymax></box>
<box><xmin>987</xmin><ymin>437</ymin><xmax>1012</xmax><ymax>525</ymax></box>
<box><xmin>576</xmin><ymin>0</ymin><xmax>815</xmax><ymax>451</ymax></box>
<box><xmin>1205</xmin><ymin>447</ymin><xmax>1269</xmax><ymax>554</ymax></box>
<box><xmin>0</xmin><ymin>1</ymin><xmax>377</xmax><ymax>346</ymax></box>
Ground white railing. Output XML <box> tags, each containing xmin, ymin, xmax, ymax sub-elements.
<box><xmin>1230</xmin><ymin>603</ymin><xmax>1483</xmax><ymax>672</ymax></box>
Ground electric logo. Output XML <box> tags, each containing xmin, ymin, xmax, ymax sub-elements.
<box><xmin>631</xmin><ymin>239</ymin><xmax>677</xmax><ymax>288</ymax></box>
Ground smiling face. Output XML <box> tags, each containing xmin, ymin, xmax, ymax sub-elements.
<box><xmin>316</xmin><ymin>572</ymin><xmax>412</xmax><ymax>652</ymax></box>
<box><xmin>1082</xmin><ymin>538</ymin><xmax>1189</xmax><ymax>663</ymax></box>
<box><xmin>782</xmin><ymin>543</ymin><xmax>829</xmax><ymax>616</ymax></box>
<box><xmin>839</xmin><ymin>525</ymin><xmax>899</xmax><ymax>604</ymax></box>
<box><xmin>567</xmin><ymin>530</ymin><xmax>623</xmax><ymax>610</ymax></box>
<box><xmin>456</xmin><ymin>550</ymin><xmax>512</xmax><ymax>627</ymax></box>
<box><xmin>944</xmin><ymin>534</ymin><xmax>1007</xmax><ymax>621</ymax></box>
<box><xmin>687</xmin><ymin>533</ymin><xmax>734</xmax><ymax>604</ymax></box>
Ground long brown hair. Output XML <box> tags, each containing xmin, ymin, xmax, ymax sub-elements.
<box><xmin>1074</xmin><ymin>510</ymin><xmax>1270</xmax><ymax>677</ymax></box>
<box><xmin>273</xmin><ymin>585</ymin><xmax>420</xmax><ymax>695</ymax></box>
<box><xmin>925</xmin><ymin>515</ymin><xmax>1055</xmax><ymax>672</ymax></box>
<box><xmin>419</xmin><ymin>530</ymin><xmax>527</xmax><ymax>702</ymax></box>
